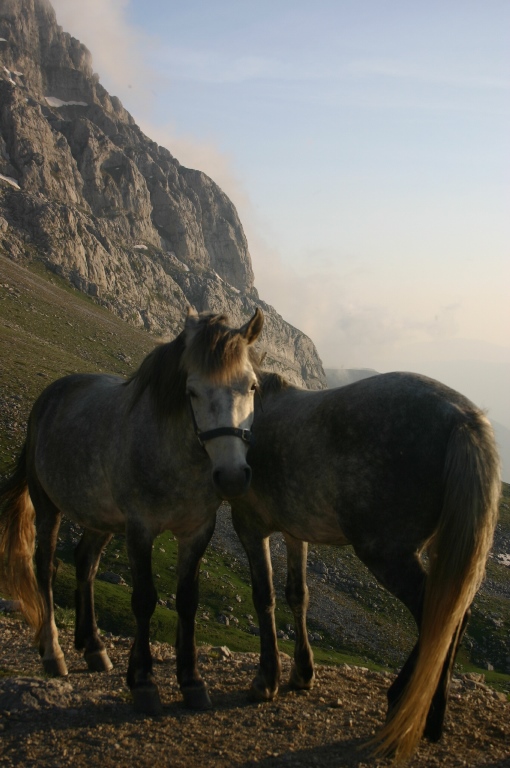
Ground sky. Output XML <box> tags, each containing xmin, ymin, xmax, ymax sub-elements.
<box><xmin>51</xmin><ymin>0</ymin><xmax>509</xmax><ymax>432</ymax></box>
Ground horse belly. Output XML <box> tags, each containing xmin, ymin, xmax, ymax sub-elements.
<box><xmin>44</xmin><ymin>482</ymin><xmax>126</xmax><ymax>533</ymax></box>
<box><xmin>285</xmin><ymin>510</ymin><xmax>350</xmax><ymax>546</ymax></box>
<box><xmin>34</xmin><ymin>450</ymin><xmax>126</xmax><ymax>533</ymax></box>
<box><xmin>257</xmin><ymin>491</ymin><xmax>350</xmax><ymax>547</ymax></box>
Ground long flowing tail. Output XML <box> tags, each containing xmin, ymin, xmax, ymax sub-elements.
<box><xmin>0</xmin><ymin>443</ymin><xmax>44</xmax><ymax>631</ymax></box>
<box><xmin>374</xmin><ymin>412</ymin><xmax>501</xmax><ymax>761</ymax></box>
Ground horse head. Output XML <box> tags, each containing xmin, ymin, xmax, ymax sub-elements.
<box><xmin>183</xmin><ymin>308</ymin><xmax>264</xmax><ymax>499</ymax></box>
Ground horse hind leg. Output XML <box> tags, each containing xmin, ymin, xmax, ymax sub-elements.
<box><xmin>359</xmin><ymin>544</ymin><xmax>457</xmax><ymax>746</ymax></box>
<box><xmin>354</xmin><ymin>547</ymin><xmax>428</xmax><ymax>728</ymax></box>
<box><xmin>31</xmin><ymin>484</ymin><xmax>68</xmax><ymax>677</ymax></box>
<box><xmin>385</xmin><ymin>610</ymin><xmax>469</xmax><ymax>745</ymax></box>
<box><xmin>74</xmin><ymin>529</ymin><xmax>114</xmax><ymax>672</ymax></box>
<box><xmin>422</xmin><ymin>609</ymin><xmax>470</xmax><ymax>742</ymax></box>
<box><xmin>283</xmin><ymin>533</ymin><xmax>314</xmax><ymax>690</ymax></box>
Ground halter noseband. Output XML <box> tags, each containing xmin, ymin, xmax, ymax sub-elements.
<box><xmin>187</xmin><ymin>395</ymin><xmax>254</xmax><ymax>449</ymax></box>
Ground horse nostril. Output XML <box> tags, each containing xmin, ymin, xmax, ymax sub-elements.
<box><xmin>244</xmin><ymin>466</ymin><xmax>252</xmax><ymax>485</ymax></box>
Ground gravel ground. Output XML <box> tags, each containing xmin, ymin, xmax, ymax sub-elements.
<box><xmin>0</xmin><ymin>616</ymin><xmax>508</xmax><ymax>768</ymax></box>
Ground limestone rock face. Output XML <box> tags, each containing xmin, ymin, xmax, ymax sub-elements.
<box><xmin>0</xmin><ymin>0</ymin><xmax>326</xmax><ymax>388</ymax></box>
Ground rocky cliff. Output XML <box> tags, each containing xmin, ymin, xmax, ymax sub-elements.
<box><xmin>0</xmin><ymin>0</ymin><xmax>325</xmax><ymax>388</ymax></box>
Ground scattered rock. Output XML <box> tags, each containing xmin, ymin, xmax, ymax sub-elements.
<box><xmin>97</xmin><ymin>571</ymin><xmax>127</xmax><ymax>586</ymax></box>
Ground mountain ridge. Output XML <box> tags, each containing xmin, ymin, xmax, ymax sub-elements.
<box><xmin>0</xmin><ymin>0</ymin><xmax>325</xmax><ymax>389</ymax></box>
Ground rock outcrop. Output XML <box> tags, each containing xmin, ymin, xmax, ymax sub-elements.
<box><xmin>0</xmin><ymin>0</ymin><xmax>325</xmax><ymax>388</ymax></box>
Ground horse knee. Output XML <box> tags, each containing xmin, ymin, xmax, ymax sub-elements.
<box><xmin>252</xmin><ymin>582</ymin><xmax>276</xmax><ymax>613</ymax></box>
<box><xmin>285</xmin><ymin>582</ymin><xmax>308</xmax><ymax>613</ymax></box>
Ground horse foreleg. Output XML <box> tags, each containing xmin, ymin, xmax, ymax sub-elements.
<box><xmin>74</xmin><ymin>529</ymin><xmax>114</xmax><ymax>672</ymax></box>
<box><xmin>125</xmin><ymin>521</ymin><xmax>161</xmax><ymax>715</ymax></box>
<box><xmin>175</xmin><ymin>518</ymin><xmax>215</xmax><ymax>710</ymax></box>
<box><xmin>283</xmin><ymin>534</ymin><xmax>314</xmax><ymax>690</ymax></box>
<box><xmin>31</xmin><ymin>485</ymin><xmax>67</xmax><ymax>676</ymax></box>
<box><xmin>232</xmin><ymin>514</ymin><xmax>281</xmax><ymax>701</ymax></box>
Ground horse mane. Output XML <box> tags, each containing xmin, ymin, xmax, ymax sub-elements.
<box><xmin>126</xmin><ymin>334</ymin><xmax>188</xmax><ymax>418</ymax></box>
<box><xmin>126</xmin><ymin>313</ymin><xmax>260</xmax><ymax>418</ymax></box>
<box><xmin>258</xmin><ymin>370</ymin><xmax>291</xmax><ymax>395</ymax></box>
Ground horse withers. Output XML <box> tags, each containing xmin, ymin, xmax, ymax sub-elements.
<box><xmin>230</xmin><ymin>370</ymin><xmax>500</xmax><ymax>760</ymax></box>
<box><xmin>0</xmin><ymin>308</ymin><xmax>264</xmax><ymax>714</ymax></box>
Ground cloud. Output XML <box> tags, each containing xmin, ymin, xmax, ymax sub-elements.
<box><xmin>348</xmin><ymin>58</ymin><xmax>510</xmax><ymax>91</ymax></box>
<box><xmin>51</xmin><ymin>0</ymin><xmax>156</xmax><ymax>110</ymax></box>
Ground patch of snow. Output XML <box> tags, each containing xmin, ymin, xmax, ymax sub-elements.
<box><xmin>134</xmin><ymin>244</ymin><xmax>148</xmax><ymax>251</ymax></box>
<box><xmin>165</xmin><ymin>251</ymin><xmax>190</xmax><ymax>271</ymax></box>
<box><xmin>0</xmin><ymin>173</ymin><xmax>20</xmax><ymax>190</ymax></box>
<box><xmin>497</xmin><ymin>553</ymin><xmax>510</xmax><ymax>567</ymax></box>
<box><xmin>45</xmin><ymin>96</ymin><xmax>88</xmax><ymax>108</ymax></box>
<box><xmin>2</xmin><ymin>66</ymin><xmax>16</xmax><ymax>85</ymax></box>
<box><xmin>0</xmin><ymin>38</ymin><xmax>7</xmax><ymax>43</ymax></box>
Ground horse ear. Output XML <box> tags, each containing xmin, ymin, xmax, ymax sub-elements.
<box><xmin>184</xmin><ymin>305</ymin><xmax>199</xmax><ymax>330</ymax></box>
<box><xmin>240</xmin><ymin>308</ymin><xmax>264</xmax><ymax>345</ymax></box>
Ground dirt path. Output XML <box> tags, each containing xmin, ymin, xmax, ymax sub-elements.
<box><xmin>0</xmin><ymin>617</ymin><xmax>508</xmax><ymax>768</ymax></box>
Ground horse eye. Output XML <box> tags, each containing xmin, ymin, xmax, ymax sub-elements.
<box><xmin>186</xmin><ymin>389</ymin><xmax>197</xmax><ymax>399</ymax></box>
<box><xmin>250</xmin><ymin>382</ymin><xmax>258</xmax><ymax>392</ymax></box>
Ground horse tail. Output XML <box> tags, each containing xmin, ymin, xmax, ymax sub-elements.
<box><xmin>0</xmin><ymin>443</ymin><xmax>44</xmax><ymax>633</ymax></box>
<box><xmin>375</xmin><ymin>411</ymin><xmax>501</xmax><ymax>761</ymax></box>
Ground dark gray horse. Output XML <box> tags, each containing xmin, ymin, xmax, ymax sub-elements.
<box><xmin>230</xmin><ymin>370</ymin><xmax>500</xmax><ymax>760</ymax></box>
<box><xmin>0</xmin><ymin>308</ymin><xmax>263</xmax><ymax>714</ymax></box>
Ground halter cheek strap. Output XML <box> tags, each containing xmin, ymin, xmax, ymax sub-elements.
<box><xmin>187</xmin><ymin>396</ymin><xmax>254</xmax><ymax>448</ymax></box>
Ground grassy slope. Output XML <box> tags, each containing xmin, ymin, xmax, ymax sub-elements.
<box><xmin>1</xmin><ymin>254</ymin><xmax>509</xmax><ymax>691</ymax></box>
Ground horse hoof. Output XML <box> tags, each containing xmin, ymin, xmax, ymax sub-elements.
<box><xmin>289</xmin><ymin>664</ymin><xmax>315</xmax><ymax>690</ymax></box>
<box><xmin>250</xmin><ymin>678</ymin><xmax>278</xmax><ymax>702</ymax></box>
<box><xmin>85</xmin><ymin>649</ymin><xmax>113</xmax><ymax>673</ymax></box>
<box><xmin>181</xmin><ymin>684</ymin><xmax>212</xmax><ymax>710</ymax></box>
<box><xmin>131</xmin><ymin>685</ymin><xmax>163</xmax><ymax>716</ymax></box>
<box><xmin>43</xmin><ymin>656</ymin><xmax>68</xmax><ymax>677</ymax></box>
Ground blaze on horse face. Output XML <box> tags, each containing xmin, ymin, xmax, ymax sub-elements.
<box><xmin>184</xmin><ymin>308</ymin><xmax>263</xmax><ymax>499</ymax></box>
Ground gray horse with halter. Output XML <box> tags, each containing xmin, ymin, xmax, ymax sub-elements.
<box><xmin>231</xmin><ymin>368</ymin><xmax>500</xmax><ymax>760</ymax></box>
<box><xmin>0</xmin><ymin>308</ymin><xmax>263</xmax><ymax>714</ymax></box>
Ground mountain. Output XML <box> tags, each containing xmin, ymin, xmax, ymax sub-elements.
<box><xmin>324</xmin><ymin>367</ymin><xmax>378</xmax><ymax>388</ymax></box>
<box><xmin>0</xmin><ymin>0</ymin><xmax>325</xmax><ymax>389</ymax></box>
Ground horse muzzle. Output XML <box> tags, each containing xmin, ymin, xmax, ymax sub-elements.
<box><xmin>212</xmin><ymin>463</ymin><xmax>252</xmax><ymax>500</ymax></box>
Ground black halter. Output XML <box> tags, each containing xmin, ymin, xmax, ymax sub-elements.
<box><xmin>187</xmin><ymin>395</ymin><xmax>254</xmax><ymax>449</ymax></box>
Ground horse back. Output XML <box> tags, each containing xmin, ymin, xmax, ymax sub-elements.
<box><xmin>245</xmin><ymin>372</ymin><xmax>494</xmax><ymax>549</ymax></box>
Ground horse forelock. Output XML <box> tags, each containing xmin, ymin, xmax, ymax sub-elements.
<box><xmin>182</xmin><ymin>313</ymin><xmax>256</xmax><ymax>384</ymax></box>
